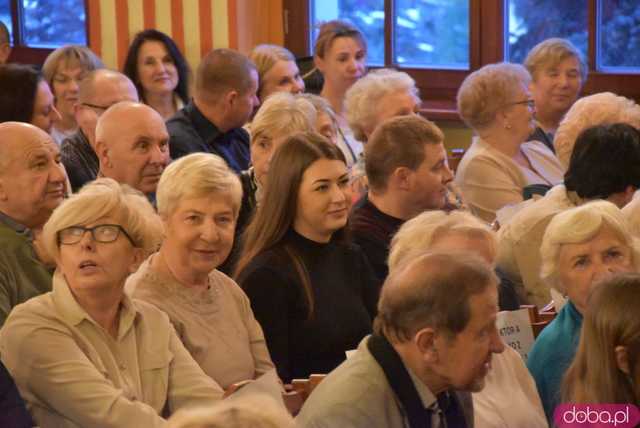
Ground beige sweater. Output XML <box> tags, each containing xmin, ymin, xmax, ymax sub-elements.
<box><xmin>127</xmin><ymin>257</ymin><xmax>274</xmax><ymax>389</ymax></box>
<box><xmin>455</xmin><ymin>138</ymin><xmax>564</xmax><ymax>223</ymax></box>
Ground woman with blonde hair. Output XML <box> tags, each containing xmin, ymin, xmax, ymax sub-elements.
<box><xmin>528</xmin><ymin>200</ymin><xmax>640</xmax><ymax>420</ymax></box>
<box><xmin>455</xmin><ymin>62</ymin><xmax>564</xmax><ymax>222</ymax></box>
<box><xmin>314</xmin><ymin>20</ymin><xmax>367</xmax><ymax>166</ymax></box>
<box><xmin>0</xmin><ymin>179</ymin><xmax>224</xmax><ymax>427</ymax></box>
<box><xmin>388</xmin><ymin>209</ymin><xmax>546</xmax><ymax>428</ymax></box>
<box><xmin>562</xmin><ymin>273</ymin><xmax>640</xmax><ymax>405</ymax></box>
<box><xmin>249</xmin><ymin>44</ymin><xmax>304</xmax><ymax>103</ymax></box>
<box><xmin>235</xmin><ymin>133</ymin><xmax>377</xmax><ymax>382</ymax></box>
<box><xmin>128</xmin><ymin>153</ymin><xmax>276</xmax><ymax>392</ymax></box>
<box><xmin>42</xmin><ymin>45</ymin><xmax>104</xmax><ymax>144</ymax></box>
<box><xmin>524</xmin><ymin>38</ymin><xmax>587</xmax><ymax>153</ymax></box>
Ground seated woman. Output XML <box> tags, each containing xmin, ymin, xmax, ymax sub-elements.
<box><xmin>249</xmin><ymin>44</ymin><xmax>304</xmax><ymax>104</ymax></box>
<box><xmin>0</xmin><ymin>179</ymin><xmax>223</xmax><ymax>427</ymax></box>
<box><xmin>0</xmin><ymin>64</ymin><xmax>60</xmax><ymax>133</ymax></box>
<box><xmin>527</xmin><ymin>200</ymin><xmax>639</xmax><ymax>420</ymax></box>
<box><xmin>42</xmin><ymin>45</ymin><xmax>104</xmax><ymax>144</ymax></box>
<box><xmin>127</xmin><ymin>153</ymin><xmax>275</xmax><ymax>390</ymax></box>
<box><xmin>562</xmin><ymin>273</ymin><xmax>640</xmax><ymax>405</ymax></box>
<box><xmin>455</xmin><ymin>62</ymin><xmax>564</xmax><ymax>223</ymax></box>
<box><xmin>524</xmin><ymin>38</ymin><xmax>587</xmax><ymax>153</ymax></box>
<box><xmin>298</xmin><ymin>93</ymin><xmax>339</xmax><ymax>145</ymax></box>
<box><xmin>314</xmin><ymin>20</ymin><xmax>367</xmax><ymax>166</ymax></box>
<box><xmin>235</xmin><ymin>133</ymin><xmax>378</xmax><ymax>382</ymax></box>
<box><xmin>123</xmin><ymin>29</ymin><xmax>190</xmax><ymax>120</ymax></box>
<box><xmin>388</xmin><ymin>210</ymin><xmax>546</xmax><ymax>428</ymax></box>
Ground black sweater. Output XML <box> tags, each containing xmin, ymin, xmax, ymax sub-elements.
<box><xmin>237</xmin><ymin>229</ymin><xmax>378</xmax><ymax>382</ymax></box>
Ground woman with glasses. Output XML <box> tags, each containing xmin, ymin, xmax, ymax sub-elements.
<box><xmin>455</xmin><ymin>63</ymin><xmax>564</xmax><ymax>223</ymax></box>
<box><xmin>0</xmin><ymin>179</ymin><xmax>224</xmax><ymax>427</ymax></box>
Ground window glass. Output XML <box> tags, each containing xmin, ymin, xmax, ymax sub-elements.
<box><xmin>310</xmin><ymin>0</ymin><xmax>384</xmax><ymax>66</ymax></box>
<box><xmin>597</xmin><ymin>0</ymin><xmax>640</xmax><ymax>71</ymax></box>
<box><xmin>506</xmin><ymin>0</ymin><xmax>588</xmax><ymax>64</ymax></box>
<box><xmin>0</xmin><ymin>0</ymin><xmax>11</xmax><ymax>43</ymax></box>
<box><xmin>394</xmin><ymin>0</ymin><xmax>469</xmax><ymax>69</ymax></box>
<box><xmin>22</xmin><ymin>0</ymin><xmax>86</xmax><ymax>47</ymax></box>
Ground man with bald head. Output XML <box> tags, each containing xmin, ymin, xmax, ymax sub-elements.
<box><xmin>96</xmin><ymin>101</ymin><xmax>170</xmax><ymax>197</ymax></box>
<box><xmin>297</xmin><ymin>252</ymin><xmax>505</xmax><ymax>428</ymax></box>
<box><xmin>167</xmin><ymin>48</ymin><xmax>259</xmax><ymax>172</ymax></box>
<box><xmin>61</xmin><ymin>69</ymin><xmax>138</xmax><ymax>191</ymax></box>
<box><xmin>0</xmin><ymin>122</ymin><xmax>67</xmax><ymax>325</ymax></box>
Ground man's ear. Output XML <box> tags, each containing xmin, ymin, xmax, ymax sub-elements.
<box><xmin>391</xmin><ymin>166</ymin><xmax>413</xmax><ymax>191</ymax></box>
<box><xmin>615</xmin><ymin>345</ymin><xmax>630</xmax><ymax>375</ymax></box>
<box><xmin>95</xmin><ymin>140</ymin><xmax>111</xmax><ymax>170</ymax></box>
<box><xmin>415</xmin><ymin>327</ymin><xmax>438</xmax><ymax>363</ymax></box>
<box><xmin>225</xmin><ymin>90</ymin><xmax>238</xmax><ymax>108</ymax></box>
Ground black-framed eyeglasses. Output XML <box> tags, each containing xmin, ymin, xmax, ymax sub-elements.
<box><xmin>80</xmin><ymin>102</ymin><xmax>111</xmax><ymax>114</ymax></box>
<box><xmin>506</xmin><ymin>99</ymin><xmax>535</xmax><ymax>108</ymax></box>
<box><xmin>57</xmin><ymin>224</ymin><xmax>135</xmax><ymax>246</ymax></box>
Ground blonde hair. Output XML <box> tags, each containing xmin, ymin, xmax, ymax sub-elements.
<box><xmin>457</xmin><ymin>62</ymin><xmax>531</xmax><ymax>131</ymax></box>
<box><xmin>562</xmin><ymin>273</ymin><xmax>640</xmax><ymax>403</ymax></box>
<box><xmin>554</xmin><ymin>92</ymin><xmax>640</xmax><ymax>168</ymax></box>
<box><xmin>345</xmin><ymin>68</ymin><xmax>420</xmax><ymax>142</ymax></box>
<box><xmin>251</xmin><ymin>92</ymin><xmax>316</xmax><ymax>143</ymax></box>
<box><xmin>248</xmin><ymin>44</ymin><xmax>296</xmax><ymax>99</ymax></box>
<box><xmin>622</xmin><ymin>196</ymin><xmax>640</xmax><ymax>238</ymax></box>
<box><xmin>540</xmin><ymin>200</ymin><xmax>640</xmax><ymax>292</ymax></box>
<box><xmin>524</xmin><ymin>37</ymin><xmax>587</xmax><ymax>83</ymax></box>
<box><xmin>42</xmin><ymin>178</ymin><xmax>162</xmax><ymax>261</ymax></box>
<box><xmin>156</xmin><ymin>153</ymin><xmax>242</xmax><ymax>219</ymax></box>
<box><xmin>167</xmin><ymin>394</ymin><xmax>294</xmax><ymax>428</ymax></box>
<box><xmin>42</xmin><ymin>45</ymin><xmax>104</xmax><ymax>93</ymax></box>
<box><xmin>298</xmin><ymin>92</ymin><xmax>338</xmax><ymax>123</ymax></box>
<box><xmin>388</xmin><ymin>210</ymin><xmax>496</xmax><ymax>273</ymax></box>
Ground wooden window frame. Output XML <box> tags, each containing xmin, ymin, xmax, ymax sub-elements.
<box><xmin>283</xmin><ymin>0</ymin><xmax>640</xmax><ymax>121</ymax></box>
<box><xmin>6</xmin><ymin>0</ymin><xmax>90</xmax><ymax>65</ymax></box>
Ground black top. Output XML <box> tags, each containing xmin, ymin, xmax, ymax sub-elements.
<box><xmin>0</xmin><ymin>360</ymin><xmax>32</xmax><ymax>428</ymax></box>
<box><xmin>528</xmin><ymin>126</ymin><xmax>555</xmax><ymax>153</ymax></box>
<box><xmin>60</xmin><ymin>129</ymin><xmax>99</xmax><ymax>192</ymax></box>
<box><xmin>349</xmin><ymin>196</ymin><xmax>404</xmax><ymax>282</ymax></box>
<box><xmin>166</xmin><ymin>100</ymin><xmax>251</xmax><ymax>173</ymax></box>
<box><xmin>237</xmin><ymin>229</ymin><xmax>378</xmax><ymax>382</ymax></box>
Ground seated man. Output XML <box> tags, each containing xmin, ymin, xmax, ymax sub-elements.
<box><xmin>95</xmin><ymin>101</ymin><xmax>170</xmax><ymax>199</ymax></box>
<box><xmin>61</xmin><ymin>69</ymin><xmax>138</xmax><ymax>192</ymax></box>
<box><xmin>349</xmin><ymin>115</ymin><xmax>453</xmax><ymax>281</ymax></box>
<box><xmin>297</xmin><ymin>252</ymin><xmax>504</xmax><ymax>428</ymax></box>
<box><xmin>0</xmin><ymin>122</ymin><xmax>67</xmax><ymax>325</ymax></box>
<box><xmin>167</xmin><ymin>48</ymin><xmax>259</xmax><ymax>173</ymax></box>
<box><xmin>498</xmin><ymin>123</ymin><xmax>640</xmax><ymax>307</ymax></box>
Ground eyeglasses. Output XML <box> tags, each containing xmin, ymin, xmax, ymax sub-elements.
<box><xmin>80</xmin><ymin>102</ymin><xmax>111</xmax><ymax>115</ymax></box>
<box><xmin>506</xmin><ymin>99</ymin><xmax>536</xmax><ymax>109</ymax></box>
<box><xmin>57</xmin><ymin>224</ymin><xmax>134</xmax><ymax>245</ymax></box>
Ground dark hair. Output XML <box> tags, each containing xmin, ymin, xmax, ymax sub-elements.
<box><xmin>123</xmin><ymin>29</ymin><xmax>190</xmax><ymax>105</ymax></box>
<box><xmin>565</xmin><ymin>123</ymin><xmax>640</xmax><ymax>199</ymax></box>
<box><xmin>0</xmin><ymin>64</ymin><xmax>41</xmax><ymax>123</ymax></box>
<box><xmin>196</xmin><ymin>48</ymin><xmax>256</xmax><ymax>100</ymax></box>
<box><xmin>235</xmin><ymin>132</ymin><xmax>346</xmax><ymax>318</ymax></box>
<box><xmin>374</xmin><ymin>252</ymin><xmax>497</xmax><ymax>342</ymax></box>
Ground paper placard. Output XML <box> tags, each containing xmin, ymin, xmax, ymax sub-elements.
<box><xmin>496</xmin><ymin>308</ymin><xmax>536</xmax><ymax>361</ymax></box>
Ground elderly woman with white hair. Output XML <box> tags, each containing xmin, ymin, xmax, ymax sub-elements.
<box><xmin>524</xmin><ymin>38</ymin><xmax>587</xmax><ymax>153</ymax></box>
<box><xmin>455</xmin><ymin>62</ymin><xmax>564</xmax><ymax>223</ymax></box>
<box><xmin>527</xmin><ymin>200</ymin><xmax>640</xmax><ymax>420</ymax></box>
<box><xmin>388</xmin><ymin>210</ymin><xmax>547</xmax><ymax>428</ymax></box>
<box><xmin>127</xmin><ymin>153</ymin><xmax>276</xmax><ymax>392</ymax></box>
<box><xmin>554</xmin><ymin>92</ymin><xmax>640</xmax><ymax>168</ymax></box>
<box><xmin>0</xmin><ymin>179</ymin><xmax>224</xmax><ymax>428</ymax></box>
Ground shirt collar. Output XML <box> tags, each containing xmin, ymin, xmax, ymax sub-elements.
<box><xmin>186</xmin><ymin>100</ymin><xmax>223</xmax><ymax>145</ymax></box>
<box><xmin>405</xmin><ymin>363</ymin><xmax>438</xmax><ymax>409</ymax></box>
<box><xmin>52</xmin><ymin>271</ymin><xmax>139</xmax><ymax>338</ymax></box>
<box><xmin>0</xmin><ymin>211</ymin><xmax>33</xmax><ymax>239</ymax></box>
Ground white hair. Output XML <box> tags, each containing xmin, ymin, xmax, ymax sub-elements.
<box><xmin>251</xmin><ymin>92</ymin><xmax>316</xmax><ymax>142</ymax></box>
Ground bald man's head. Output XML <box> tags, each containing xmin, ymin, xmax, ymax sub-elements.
<box><xmin>95</xmin><ymin>102</ymin><xmax>170</xmax><ymax>195</ymax></box>
<box><xmin>75</xmin><ymin>69</ymin><xmax>139</xmax><ymax>146</ymax></box>
<box><xmin>0</xmin><ymin>122</ymin><xmax>67</xmax><ymax>228</ymax></box>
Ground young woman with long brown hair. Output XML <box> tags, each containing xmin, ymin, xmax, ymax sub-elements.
<box><xmin>235</xmin><ymin>132</ymin><xmax>377</xmax><ymax>382</ymax></box>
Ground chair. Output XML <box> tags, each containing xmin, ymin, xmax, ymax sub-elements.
<box><xmin>283</xmin><ymin>374</ymin><xmax>326</xmax><ymax>415</ymax></box>
<box><xmin>521</xmin><ymin>304</ymin><xmax>557</xmax><ymax>338</ymax></box>
<box><xmin>447</xmin><ymin>148</ymin><xmax>466</xmax><ymax>173</ymax></box>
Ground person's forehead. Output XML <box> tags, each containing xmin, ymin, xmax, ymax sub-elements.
<box><xmin>422</xmin><ymin>142</ymin><xmax>446</xmax><ymax>163</ymax></box>
<box><xmin>140</xmin><ymin>40</ymin><xmax>169</xmax><ymax>56</ymax></box>
<box><xmin>90</xmin><ymin>78</ymin><xmax>138</xmax><ymax>103</ymax></box>
<box><xmin>7</xmin><ymin>131</ymin><xmax>57</xmax><ymax>163</ymax></box>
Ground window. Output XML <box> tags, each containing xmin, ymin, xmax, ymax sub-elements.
<box><xmin>3</xmin><ymin>0</ymin><xmax>88</xmax><ymax>64</ymax></box>
<box><xmin>285</xmin><ymin>0</ymin><xmax>640</xmax><ymax>118</ymax></box>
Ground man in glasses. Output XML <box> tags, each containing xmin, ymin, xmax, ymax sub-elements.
<box><xmin>0</xmin><ymin>122</ymin><xmax>67</xmax><ymax>326</ymax></box>
<box><xmin>60</xmin><ymin>69</ymin><xmax>138</xmax><ymax>192</ymax></box>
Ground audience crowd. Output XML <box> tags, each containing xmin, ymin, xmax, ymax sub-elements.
<box><xmin>0</xmin><ymin>19</ymin><xmax>639</xmax><ymax>428</ymax></box>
